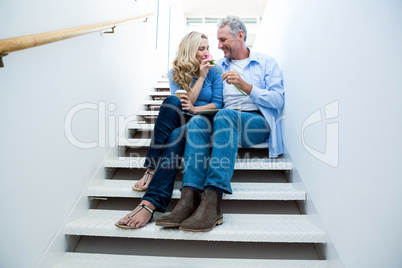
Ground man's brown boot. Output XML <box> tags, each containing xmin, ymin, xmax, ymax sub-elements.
<box><xmin>156</xmin><ymin>187</ymin><xmax>201</xmax><ymax>227</ymax></box>
<box><xmin>179</xmin><ymin>189</ymin><xmax>223</xmax><ymax>232</ymax></box>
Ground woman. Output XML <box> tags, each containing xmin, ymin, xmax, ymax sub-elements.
<box><xmin>115</xmin><ymin>31</ymin><xmax>223</xmax><ymax>229</ymax></box>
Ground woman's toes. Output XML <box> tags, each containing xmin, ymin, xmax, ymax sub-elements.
<box><xmin>118</xmin><ymin>216</ymin><xmax>127</xmax><ymax>224</ymax></box>
<box><xmin>129</xmin><ymin>219</ymin><xmax>138</xmax><ymax>228</ymax></box>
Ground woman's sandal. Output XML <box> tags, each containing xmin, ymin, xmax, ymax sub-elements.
<box><xmin>132</xmin><ymin>171</ymin><xmax>154</xmax><ymax>192</ymax></box>
<box><xmin>115</xmin><ymin>204</ymin><xmax>154</xmax><ymax>229</ymax></box>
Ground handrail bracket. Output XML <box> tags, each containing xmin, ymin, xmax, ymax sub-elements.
<box><xmin>0</xmin><ymin>53</ymin><xmax>8</xmax><ymax>68</ymax></box>
<box><xmin>103</xmin><ymin>26</ymin><xmax>116</xmax><ymax>34</ymax></box>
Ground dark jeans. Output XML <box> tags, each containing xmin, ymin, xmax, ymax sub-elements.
<box><xmin>142</xmin><ymin>96</ymin><xmax>191</xmax><ymax>212</ymax></box>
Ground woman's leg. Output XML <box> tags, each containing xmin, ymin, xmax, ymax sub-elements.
<box><xmin>118</xmin><ymin>111</ymin><xmax>188</xmax><ymax>228</ymax></box>
<box><xmin>117</xmin><ymin>125</ymin><xmax>188</xmax><ymax>228</ymax></box>
<box><xmin>134</xmin><ymin>96</ymin><xmax>184</xmax><ymax>190</ymax></box>
<box><xmin>142</xmin><ymin>124</ymin><xmax>188</xmax><ymax>212</ymax></box>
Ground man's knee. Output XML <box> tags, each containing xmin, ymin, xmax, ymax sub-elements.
<box><xmin>214</xmin><ymin>108</ymin><xmax>238</xmax><ymax>126</ymax></box>
<box><xmin>189</xmin><ymin>115</ymin><xmax>212</xmax><ymax>130</ymax></box>
<box><xmin>215</xmin><ymin>108</ymin><xmax>238</xmax><ymax>119</ymax></box>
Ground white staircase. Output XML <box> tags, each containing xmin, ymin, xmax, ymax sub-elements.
<box><xmin>55</xmin><ymin>78</ymin><xmax>328</xmax><ymax>267</ymax></box>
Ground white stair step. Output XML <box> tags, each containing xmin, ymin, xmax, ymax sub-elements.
<box><xmin>126</xmin><ymin>123</ymin><xmax>155</xmax><ymax>131</ymax></box>
<box><xmin>153</xmin><ymin>82</ymin><xmax>169</xmax><ymax>89</ymax></box>
<box><xmin>119</xmin><ymin>138</ymin><xmax>269</xmax><ymax>149</ymax></box>
<box><xmin>87</xmin><ymin>181</ymin><xmax>306</xmax><ymax>200</ymax></box>
<box><xmin>134</xmin><ymin>110</ymin><xmax>159</xmax><ymax>117</ymax></box>
<box><xmin>55</xmin><ymin>252</ymin><xmax>328</xmax><ymax>268</ymax></box>
<box><xmin>143</xmin><ymin>100</ymin><xmax>163</xmax><ymax>106</ymax></box>
<box><xmin>105</xmin><ymin>157</ymin><xmax>293</xmax><ymax>170</ymax></box>
<box><xmin>148</xmin><ymin>91</ymin><xmax>171</xmax><ymax>97</ymax></box>
<box><xmin>65</xmin><ymin>210</ymin><xmax>327</xmax><ymax>243</ymax></box>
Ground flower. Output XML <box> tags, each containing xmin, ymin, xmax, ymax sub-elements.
<box><xmin>206</xmin><ymin>54</ymin><xmax>215</xmax><ymax>65</ymax></box>
<box><xmin>206</xmin><ymin>55</ymin><xmax>246</xmax><ymax>96</ymax></box>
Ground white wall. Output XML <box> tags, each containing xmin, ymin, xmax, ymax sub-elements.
<box><xmin>0</xmin><ymin>1</ymin><xmax>160</xmax><ymax>267</ymax></box>
<box><xmin>162</xmin><ymin>0</ymin><xmax>187</xmax><ymax>73</ymax></box>
<box><xmin>254</xmin><ymin>0</ymin><xmax>402</xmax><ymax>267</ymax></box>
<box><xmin>136</xmin><ymin>0</ymin><xmax>187</xmax><ymax>76</ymax></box>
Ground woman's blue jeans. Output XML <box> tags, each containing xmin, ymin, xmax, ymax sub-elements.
<box><xmin>142</xmin><ymin>96</ymin><xmax>190</xmax><ymax>212</ymax></box>
<box><xmin>182</xmin><ymin>108</ymin><xmax>270</xmax><ymax>194</ymax></box>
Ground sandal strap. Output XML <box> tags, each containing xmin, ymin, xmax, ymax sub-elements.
<box><xmin>143</xmin><ymin>171</ymin><xmax>154</xmax><ymax>185</ymax></box>
<box><xmin>128</xmin><ymin>204</ymin><xmax>154</xmax><ymax>218</ymax></box>
<box><xmin>141</xmin><ymin>204</ymin><xmax>154</xmax><ymax>214</ymax></box>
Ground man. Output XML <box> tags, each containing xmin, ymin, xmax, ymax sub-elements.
<box><xmin>156</xmin><ymin>16</ymin><xmax>285</xmax><ymax>232</ymax></box>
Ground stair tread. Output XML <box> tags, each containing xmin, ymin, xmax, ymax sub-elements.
<box><xmin>105</xmin><ymin>157</ymin><xmax>293</xmax><ymax>170</ymax></box>
<box><xmin>126</xmin><ymin>123</ymin><xmax>155</xmax><ymax>131</ymax></box>
<box><xmin>153</xmin><ymin>83</ymin><xmax>169</xmax><ymax>89</ymax></box>
<box><xmin>120</xmin><ymin>138</ymin><xmax>269</xmax><ymax>149</ymax></box>
<box><xmin>65</xmin><ymin>210</ymin><xmax>327</xmax><ymax>243</ymax></box>
<box><xmin>87</xmin><ymin>181</ymin><xmax>306</xmax><ymax>200</ymax></box>
<box><xmin>134</xmin><ymin>110</ymin><xmax>159</xmax><ymax>116</ymax></box>
<box><xmin>143</xmin><ymin>100</ymin><xmax>163</xmax><ymax>105</ymax></box>
<box><xmin>148</xmin><ymin>91</ymin><xmax>171</xmax><ymax>97</ymax></box>
<box><xmin>55</xmin><ymin>252</ymin><xmax>328</xmax><ymax>268</ymax></box>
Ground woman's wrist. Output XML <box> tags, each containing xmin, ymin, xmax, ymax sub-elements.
<box><xmin>198</xmin><ymin>75</ymin><xmax>206</xmax><ymax>81</ymax></box>
<box><xmin>192</xmin><ymin>106</ymin><xmax>201</xmax><ymax>115</ymax></box>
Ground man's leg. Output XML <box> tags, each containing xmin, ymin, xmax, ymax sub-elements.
<box><xmin>204</xmin><ymin>109</ymin><xmax>270</xmax><ymax>193</ymax></box>
<box><xmin>181</xmin><ymin>115</ymin><xmax>214</xmax><ymax>190</ymax></box>
<box><xmin>179</xmin><ymin>110</ymin><xmax>270</xmax><ymax>232</ymax></box>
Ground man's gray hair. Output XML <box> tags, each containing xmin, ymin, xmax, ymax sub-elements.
<box><xmin>217</xmin><ymin>15</ymin><xmax>247</xmax><ymax>42</ymax></box>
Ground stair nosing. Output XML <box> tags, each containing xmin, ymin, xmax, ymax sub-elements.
<box><xmin>87</xmin><ymin>181</ymin><xmax>306</xmax><ymax>200</ymax></box>
<box><xmin>105</xmin><ymin>157</ymin><xmax>293</xmax><ymax>170</ymax></box>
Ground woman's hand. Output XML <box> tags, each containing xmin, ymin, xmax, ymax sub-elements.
<box><xmin>199</xmin><ymin>58</ymin><xmax>213</xmax><ymax>79</ymax></box>
<box><xmin>180</xmin><ymin>95</ymin><xmax>199</xmax><ymax>114</ymax></box>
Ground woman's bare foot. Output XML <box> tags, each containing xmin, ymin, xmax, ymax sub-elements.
<box><xmin>132</xmin><ymin>168</ymin><xmax>154</xmax><ymax>191</ymax></box>
<box><xmin>116</xmin><ymin>200</ymin><xmax>156</xmax><ymax>229</ymax></box>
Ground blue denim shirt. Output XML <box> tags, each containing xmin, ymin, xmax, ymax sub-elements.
<box><xmin>168</xmin><ymin>68</ymin><xmax>223</xmax><ymax>109</ymax></box>
<box><xmin>216</xmin><ymin>50</ymin><xmax>285</xmax><ymax>158</ymax></box>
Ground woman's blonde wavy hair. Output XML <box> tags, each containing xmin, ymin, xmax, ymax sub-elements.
<box><xmin>172</xmin><ymin>31</ymin><xmax>208</xmax><ymax>92</ymax></box>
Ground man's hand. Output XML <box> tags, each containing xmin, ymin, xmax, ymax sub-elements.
<box><xmin>221</xmin><ymin>71</ymin><xmax>252</xmax><ymax>95</ymax></box>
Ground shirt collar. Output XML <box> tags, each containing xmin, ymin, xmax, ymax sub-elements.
<box><xmin>222</xmin><ymin>48</ymin><xmax>259</xmax><ymax>68</ymax></box>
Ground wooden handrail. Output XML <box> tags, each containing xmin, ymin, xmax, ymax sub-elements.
<box><xmin>0</xmin><ymin>13</ymin><xmax>153</xmax><ymax>67</ymax></box>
